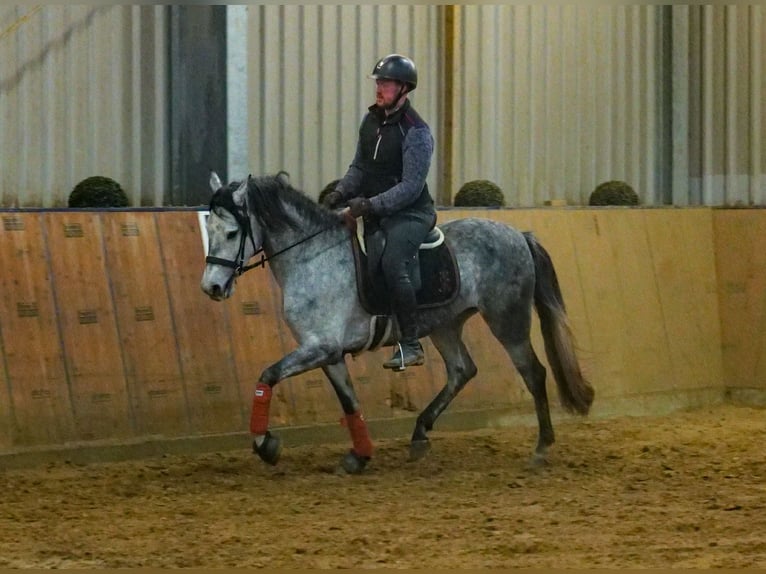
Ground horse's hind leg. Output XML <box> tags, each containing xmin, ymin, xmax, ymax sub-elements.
<box><xmin>410</xmin><ymin>320</ymin><xmax>477</xmax><ymax>461</ymax></box>
<box><xmin>322</xmin><ymin>361</ymin><xmax>373</xmax><ymax>474</ymax></box>
<box><xmin>483</xmin><ymin>305</ymin><xmax>554</xmax><ymax>459</ymax></box>
<box><xmin>509</xmin><ymin>340</ymin><xmax>553</xmax><ymax>460</ymax></box>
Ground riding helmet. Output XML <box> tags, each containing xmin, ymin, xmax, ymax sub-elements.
<box><xmin>368</xmin><ymin>54</ymin><xmax>417</xmax><ymax>91</ymax></box>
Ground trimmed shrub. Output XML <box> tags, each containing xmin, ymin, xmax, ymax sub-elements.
<box><xmin>68</xmin><ymin>176</ymin><xmax>129</xmax><ymax>208</ymax></box>
<box><xmin>453</xmin><ymin>179</ymin><xmax>505</xmax><ymax>207</ymax></box>
<box><xmin>318</xmin><ymin>179</ymin><xmax>341</xmax><ymax>205</ymax></box>
<box><xmin>588</xmin><ymin>180</ymin><xmax>639</xmax><ymax>206</ymax></box>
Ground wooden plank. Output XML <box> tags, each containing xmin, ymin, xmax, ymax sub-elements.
<box><xmin>156</xmin><ymin>212</ymin><xmax>243</xmax><ymax>434</ymax></box>
<box><xmin>284</xmin><ymin>371</ymin><xmax>340</xmax><ymax>427</ymax></box>
<box><xmin>44</xmin><ymin>212</ymin><xmax>132</xmax><ymax>441</ymax></box>
<box><xmin>564</xmin><ymin>211</ymin><xmax>631</xmax><ymax>401</ymax></box>
<box><xmin>597</xmin><ymin>210</ymin><xmax>674</xmax><ymax>396</ymax></box>
<box><xmin>738</xmin><ymin>213</ymin><xmax>766</xmax><ymax>392</ymax></box>
<box><xmin>0</xmin><ymin>213</ymin><xmax>75</xmax><ymax>447</ymax></box>
<box><xmin>713</xmin><ymin>210</ymin><xmax>766</xmax><ymax>390</ymax></box>
<box><xmin>101</xmin><ymin>212</ymin><xmax>190</xmax><ymax>437</ymax></box>
<box><xmin>0</xmin><ymin>311</ymin><xmax>11</xmax><ymax>450</ymax></box>
<box><xmin>645</xmin><ymin>209</ymin><xmax>723</xmax><ymax>393</ymax></box>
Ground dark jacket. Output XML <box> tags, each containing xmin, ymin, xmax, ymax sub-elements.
<box><xmin>337</xmin><ymin>98</ymin><xmax>434</xmax><ymax>217</ymax></box>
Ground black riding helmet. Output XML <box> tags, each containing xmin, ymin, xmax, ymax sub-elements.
<box><xmin>368</xmin><ymin>54</ymin><xmax>417</xmax><ymax>92</ymax></box>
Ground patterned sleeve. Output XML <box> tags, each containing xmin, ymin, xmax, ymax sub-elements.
<box><xmin>369</xmin><ymin>126</ymin><xmax>434</xmax><ymax>215</ymax></box>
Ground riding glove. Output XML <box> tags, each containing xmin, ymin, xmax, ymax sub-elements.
<box><xmin>347</xmin><ymin>197</ymin><xmax>372</xmax><ymax>218</ymax></box>
<box><xmin>321</xmin><ymin>190</ymin><xmax>343</xmax><ymax>209</ymax></box>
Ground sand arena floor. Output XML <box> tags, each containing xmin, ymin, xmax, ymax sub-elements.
<box><xmin>0</xmin><ymin>403</ymin><xmax>764</xmax><ymax>568</ymax></box>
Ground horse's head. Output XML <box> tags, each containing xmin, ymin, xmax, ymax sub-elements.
<box><xmin>201</xmin><ymin>170</ymin><xmax>343</xmax><ymax>300</ymax></box>
<box><xmin>200</xmin><ymin>171</ymin><xmax>265</xmax><ymax>301</ymax></box>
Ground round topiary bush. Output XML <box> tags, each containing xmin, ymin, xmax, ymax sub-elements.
<box><xmin>453</xmin><ymin>179</ymin><xmax>505</xmax><ymax>207</ymax></box>
<box><xmin>68</xmin><ymin>176</ymin><xmax>129</xmax><ymax>208</ymax></box>
<box><xmin>588</xmin><ymin>180</ymin><xmax>639</xmax><ymax>206</ymax></box>
<box><xmin>318</xmin><ymin>179</ymin><xmax>341</xmax><ymax>205</ymax></box>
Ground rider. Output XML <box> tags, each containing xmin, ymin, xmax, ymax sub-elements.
<box><xmin>322</xmin><ymin>54</ymin><xmax>436</xmax><ymax>370</ymax></box>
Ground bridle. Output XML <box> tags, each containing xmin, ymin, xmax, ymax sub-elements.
<box><xmin>204</xmin><ymin>205</ymin><xmax>263</xmax><ymax>276</ymax></box>
<box><xmin>204</xmin><ymin>204</ymin><xmax>344</xmax><ymax>277</ymax></box>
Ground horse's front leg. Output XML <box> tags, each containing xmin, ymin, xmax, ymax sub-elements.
<box><xmin>250</xmin><ymin>343</ymin><xmax>341</xmax><ymax>466</ymax></box>
<box><xmin>322</xmin><ymin>361</ymin><xmax>373</xmax><ymax>474</ymax></box>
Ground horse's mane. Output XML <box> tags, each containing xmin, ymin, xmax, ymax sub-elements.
<box><xmin>210</xmin><ymin>174</ymin><xmax>339</xmax><ymax>232</ymax></box>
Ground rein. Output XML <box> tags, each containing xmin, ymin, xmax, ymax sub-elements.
<box><xmin>205</xmin><ymin>209</ymin><xmax>344</xmax><ymax>277</ymax></box>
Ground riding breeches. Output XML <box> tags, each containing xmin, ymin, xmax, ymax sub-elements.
<box><xmin>366</xmin><ymin>209</ymin><xmax>436</xmax><ymax>339</ymax></box>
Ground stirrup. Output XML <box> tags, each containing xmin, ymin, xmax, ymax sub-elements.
<box><xmin>386</xmin><ymin>342</ymin><xmax>407</xmax><ymax>372</ymax></box>
<box><xmin>383</xmin><ymin>342</ymin><xmax>424</xmax><ymax>372</ymax></box>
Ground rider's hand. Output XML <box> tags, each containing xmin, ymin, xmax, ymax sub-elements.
<box><xmin>321</xmin><ymin>190</ymin><xmax>343</xmax><ymax>209</ymax></box>
<box><xmin>346</xmin><ymin>197</ymin><xmax>372</xmax><ymax>218</ymax></box>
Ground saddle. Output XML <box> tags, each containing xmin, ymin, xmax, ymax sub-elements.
<box><xmin>350</xmin><ymin>218</ymin><xmax>460</xmax><ymax>318</ymax></box>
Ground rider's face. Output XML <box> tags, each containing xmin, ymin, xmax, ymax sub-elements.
<box><xmin>375</xmin><ymin>79</ymin><xmax>404</xmax><ymax>108</ymax></box>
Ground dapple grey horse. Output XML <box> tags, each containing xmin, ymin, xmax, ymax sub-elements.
<box><xmin>200</xmin><ymin>172</ymin><xmax>594</xmax><ymax>473</ymax></box>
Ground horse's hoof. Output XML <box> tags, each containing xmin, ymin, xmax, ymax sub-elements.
<box><xmin>529</xmin><ymin>451</ymin><xmax>549</xmax><ymax>468</ymax></box>
<box><xmin>408</xmin><ymin>439</ymin><xmax>431</xmax><ymax>462</ymax></box>
<box><xmin>253</xmin><ymin>431</ymin><xmax>282</xmax><ymax>465</ymax></box>
<box><xmin>340</xmin><ymin>450</ymin><xmax>369</xmax><ymax>474</ymax></box>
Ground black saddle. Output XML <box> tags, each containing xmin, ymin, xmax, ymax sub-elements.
<box><xmin>350</xmin><ymin>221</ymin><xmax>460</xmax><ymax>317</ymax></box>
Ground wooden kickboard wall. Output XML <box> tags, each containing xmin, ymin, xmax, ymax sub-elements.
<box><xmin>713</xmin><ymin>209</ymin><xmax>766</xmax><ymax>392</ymax></box>
<box><xmin>0</xmin><ymin>207</ymin><xmax>759</xmax><ymax>454</ymax></box>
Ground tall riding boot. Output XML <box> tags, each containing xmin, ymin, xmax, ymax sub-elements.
<box><xmin>383</xmin><ymin>278</ymin><xmax>424</xmax><ymax>371</ymax></box>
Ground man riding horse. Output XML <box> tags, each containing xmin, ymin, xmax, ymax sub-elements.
<box><xmin>322</xmin><ymin>54</ymin><xmax>436</xmax><ymax>371</ymax></box>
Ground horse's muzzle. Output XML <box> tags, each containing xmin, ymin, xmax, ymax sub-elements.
<box><xmin>200</xmin><ymin>273</ymin><xmax>235</xmax><ymax>301</ymax></box>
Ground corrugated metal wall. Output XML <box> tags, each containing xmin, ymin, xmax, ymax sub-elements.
<box><xmin>683</xmin><ymin>5</ymin><xmax>765</xmax><ymax>206</ymax></box>
<box><xmin>241</xmin><ymin>5</ymin><xmax>669</xmax><ymax>207</ymax></box>
<box><xmin>0</xmin><ymin>5</ymin><xmax>167</xmax><ymax>207</ymax></box>
<box><xmin>243</xmin><ymin>4</ymin><xmax>442</xmax><ymax>199</ymax></box>
<box><xmin>451</xmin><ymin>5</ymin><xmax>665</xmax><ymax>207</ymax></box>
<box><xmin>1</xmin><ymin>5</ymin><xmax>764</xmax><ymax>207</ymax></box>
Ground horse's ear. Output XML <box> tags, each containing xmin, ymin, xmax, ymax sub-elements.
<box><xmin>276</xmin><ymin>170</ymin><xmax>290</xmax><ymax>186</ymax></box>
<box><xmin>209</xmin><ymin>170</ymin><xmax>223</xmax><ymax>192</ymax></box>
<box><xmin>232</xmin><ymin>177</ymin><xmax>249</xmax><ymax>207</ymax></box>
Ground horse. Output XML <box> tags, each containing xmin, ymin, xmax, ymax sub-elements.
<box><xmin>200</xmin><ymin>172</ymin><xmax>594</xmax><ymax>473</ymax></box>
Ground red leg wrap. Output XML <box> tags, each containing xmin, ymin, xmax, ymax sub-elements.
<box><xmin>249</xmin><ymin>383</ymin><xmax>272</xmax><ymax>435</ymax></box>
<box><xmin>345</xmin><ymin>411</ymin><xmax>373</xmax><ymax>458</ymax></box>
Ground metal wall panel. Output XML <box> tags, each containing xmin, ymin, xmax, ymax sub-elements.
<box><xmin>451</xmin><ymin>5</ymin><xmax>665</xmax><ymax>207</ymax></box>
<box><xmin>2</xmin><ymin>5</ymin><xmax>764</xmax><ymax>208</ymax></box>
<box><xmin>0</xmin><ymin>5</ymin><xmax>168</xmax><ymax>207</ymax></box>
<box><xmin>684</xmin><ymin>5</ymin><xmax>765</xmax><ymax>206</ymax></box>
<box><xmin>244</xmin><ymin>5</ymin><xmax>442</xmax><ymax>199</ymax></box>
<box><xmin>168</xmin><ymin>6</ymin><xmax>227</xmax><ymax>206</ymax></box>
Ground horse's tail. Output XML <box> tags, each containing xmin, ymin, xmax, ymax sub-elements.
<box><xmin>523</xmin><ymin>232</ymin><xmax>594</xmax><ymax>415</ymax></box>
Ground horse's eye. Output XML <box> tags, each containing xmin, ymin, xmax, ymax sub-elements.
<box><xmin>227</xmin><ymin>230</ymin><xmax>238</xmax><ymax>240</ymax></box>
